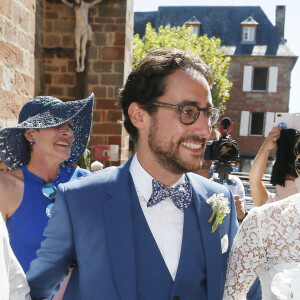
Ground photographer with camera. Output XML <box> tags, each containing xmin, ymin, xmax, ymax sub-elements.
<box><xmin>197</xmin><ymin>119</ymin><xmax>247</xmax><ymax>223</ymax></box>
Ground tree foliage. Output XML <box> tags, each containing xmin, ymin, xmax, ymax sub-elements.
<box><xmin>133</xmin><ymin>23</ymin><xmax>233</xmax><ymax>108</ymax></box>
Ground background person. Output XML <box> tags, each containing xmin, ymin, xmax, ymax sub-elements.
<box><xmin>197</xmin><ymin>127</ymin><xmax>247</xmax><ymax>223</ymax></box>
<box><xmin>0</xmin><ymin>212</ymin><xmax>30</xmax><ymax>300</ymax></box>
<box><xmin>223</xmin><ymin>141</ymin><xmax>300</xmax><ymax>298</ymax></box>
<box><xmin>0</xmin><ymin>94</ymin><xmax>94</xmax><ymax>299</ymax></box>
<box><xmin>27</xmin><ymin>48</ymin><xmax>238</xmax><ymax>300</ymax></box>
<box><xmin>90</xmin><ymin>160</ymin><xmax>103</xmax><ymax>171</ymax></box>
<box><xmin>249</xmin><ymin>127</ymin><xmax>299</xmax><ymax>206</ymax></box>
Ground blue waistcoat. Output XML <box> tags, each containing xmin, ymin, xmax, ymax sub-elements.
<box><xmin>132</xmin><ymin>192</ymin><xmax>208</xmax><ymax>300</ymax></box>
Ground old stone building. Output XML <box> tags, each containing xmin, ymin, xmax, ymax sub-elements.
<box><xmin>135</xmin><ymin>6</ymin><xmax>298</xmax><ymax>171</ymax></box>
<box><xmin>0</xmin><ymin>0</ymin><xmax>134</xmax><ymax>166</ymax></box>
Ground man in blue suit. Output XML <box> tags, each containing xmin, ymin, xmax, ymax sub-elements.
<box><xmin>27</xmin><ymin>48</ymin><xmax>238</xmax><ymax>300</ymax></box>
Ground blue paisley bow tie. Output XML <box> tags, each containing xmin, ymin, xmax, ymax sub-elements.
<box><xmin>147</xmin><ymin>179</ymin><xmax>193</xmax><ymax>211</ymax></box>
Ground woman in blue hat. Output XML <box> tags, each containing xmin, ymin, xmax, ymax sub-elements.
<box><xmin>0</xmin><ymin>93</ymin><xmax>94</xmax><ymax>296</ymax></box>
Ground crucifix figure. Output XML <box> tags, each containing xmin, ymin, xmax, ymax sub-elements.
<box><xmin>62</xmin><ymin>0</ymin><xmax>102</xmax><ymax>72</ymax></box>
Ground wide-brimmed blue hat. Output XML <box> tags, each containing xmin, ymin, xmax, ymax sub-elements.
<box><xmin>0</xmin><ymin>93</ymin><xmax>94</xmax><ymax>170</ymax></box>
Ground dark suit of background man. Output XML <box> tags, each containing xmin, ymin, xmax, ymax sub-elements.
<box><xmin>27</xmin><ymin>48</ymin><xmax>238</xmax><ymax>300</ymax></box>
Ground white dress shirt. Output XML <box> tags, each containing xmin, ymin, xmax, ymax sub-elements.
<box><xmin>129</xmin><ymin>154</ymin><xmax>185</xmax><ymax>280</ymax></box>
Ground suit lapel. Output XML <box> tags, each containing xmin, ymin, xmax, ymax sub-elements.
<box><xmin>187</xmin><ymin>174</ymin><xmax>223</xmax><ymax>300</ymax></box>
<box><xmin>102</xmin><ymin>158</ymin><xmax>137</xmax><ymax>300</ymax></box>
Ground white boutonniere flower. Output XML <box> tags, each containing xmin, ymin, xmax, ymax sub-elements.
<box><xmin>271</xmin><ymin>264</ymin><xmax>300</xmax><ymax>299</ymax></box>
<box><xmin>206</xmin><ymin>193</ymin><xmax>230</xmax><ymax>233</ymax></box>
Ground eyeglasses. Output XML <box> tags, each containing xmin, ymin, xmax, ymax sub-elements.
<box><xmin>152</xmin><ymin>101</ymin><xmax>223</xmax><ymax>126</ymax></box>
<box><xmin>42</xmin><ymin>182</ymin><xmax>57</xmax><ymax>219</ymax></box>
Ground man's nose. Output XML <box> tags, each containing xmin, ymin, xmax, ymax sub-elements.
<box><xmin>191</xmin><ymin>112</ymin><xmax>211</xmax><ymax>139</ymax></box>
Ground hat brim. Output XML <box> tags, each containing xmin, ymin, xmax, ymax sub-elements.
<box><xmin>0</xmin><ymin>93</ymin><xmax>94</xmax><ymax>170</ymax></box>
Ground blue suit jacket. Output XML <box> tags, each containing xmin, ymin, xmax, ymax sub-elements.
<box><xmin>27</xmin><ymin>158</ymin><xmax>238</xmax><ymax>300</ymax></box>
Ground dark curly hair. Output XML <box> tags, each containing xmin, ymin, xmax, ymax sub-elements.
<box><xmin>119</xmin><ymin>48</ymin><xmax>213</xmax><ymax>141</ymax></box>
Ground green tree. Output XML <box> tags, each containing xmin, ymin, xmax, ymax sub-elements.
<box><xmin>133</xmin><ymin>23</ymin><xmax>233</xmax><ymax>108</ymax></box>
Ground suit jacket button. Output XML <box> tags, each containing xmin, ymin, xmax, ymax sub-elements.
<box><xmin>173</xmin><ymin>297</ymin><xmax>180</xmax><ymax>300</ymax></box>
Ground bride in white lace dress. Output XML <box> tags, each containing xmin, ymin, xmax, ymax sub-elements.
<box><xmin>223</xmin><ymin>192</ymin><xmax>300</xmax><ymax>299</ymax></box>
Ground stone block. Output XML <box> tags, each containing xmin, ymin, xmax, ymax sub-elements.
<box><xmin>0</xmin><ymin>41</ymin><xmax>23</xmax><ymax>68</ymax></box>
<box><xmin>93</xmin><ymin>61</ymin><xmax>113</xmax><ymax>72</ymax></box>
<box><xmin>107</xmin><ymin>135</ymin><xmax>122</xmax><ymax>146</ymax></box>
<box><xmin>98</xmin><ymin>6</ymin><xmax>126</xmax><ymax>18</ymax></box>
<box><xmin>107</xmin><ymin>110</ymin><xmax>123</xmax><ymax>122</ymax></box>
<box><xmin>45</xmin><ymin>11</ymin><xmax>58</xmax><ymax>19</ymax></box>
<box><xmin>44</xmin><ymin>73</ymin><xmax>52</xmax><ymax>84</ymax></box>
<box><xmin>114</xmin><ymin>61</ymin><xmax>124</xmax><ymax>73</ymax></box>
<box><xmin>105</xmin><ymin>24</ymin><xmax>125</xmax><ymax>33</ymax></box>
<box><xmin>93</xmin><ymin>86</ymin><xmax>107</xmax><ymax>98</ymax></box>
<box><xmin>63</xmin><ymin>35</ymin><xmax>73</xmax><ymax>47</ymax></box>
<box><xmin>53</xmin><ymin>74</ymin><xmax>75</xmax><ymax>85</ymax></box>
<box><xmin>44</xmin><ymin>35</ymin><xmax>62</xmax><ymax>47</ymax></box>
<box><xmin>94</xmin><ymin>33</ymin><xmax>106</xmax><ymax>46</ymax></box>
<box><xmin>101</xmin><ymin>74</ymin><xmax>123</xmax><ymax>86</ymax></box>
<box><xmin>11</xmin><ymin>1</ymin><xmax>30</xmax><ymax>32</ymax></box>
<box><xmin>47</xmin><ymin>86</ymin><xmax>64</xmax><ymax>96</ymax></box>
<box><xmin>45</xmin><ymin>21</ymin><xmax>52</xmax><ymax>33</ymax></box>
<box><xmin>95</xmin><ymin>98</ymin><xmax>119</xmax><ymax>110</ymax></box>
<box><xmin>15</xmin><ymin>71</ymin><xmax>34</xmax><ymax>96</ymax></box>
<box><xmin>89</xmin><ymin>46</ymin><xmax>98</xmax><ymax>59</ymax></box>
<box><xmin>2</xmin><ymin>66</ymin><xmax>15</xmax><ymax>92</ymax></box>
<box><xmin>4</xmin><ymin>21</ymin><xmax>17</xmax><ymax>45</ymax></box>
<box><xmin>114</xmin><ymin>32</ymin><xmax>125</xmax><ymax>46</ymax></box>
<box><xmin>88</xmin><ymin>74</ymin><xmax>99</xmax><ymax>85</ymax></box>
<box><xmin>89</xmin><ymin>135</ymin><xmax>105</xmax><ymax>147</ymax></box>
<box><xmin>92</xmin><ymin>122</ymin><xmax>122</xmax><ymax>135</ymax></box>
<box><xmin>53</xmin><ymin>20</ymin><xmax>74</xmax><ymax>33</ymax></box>
<box><xmin>102</xmin><ymin>47</ymin><xmax>124</xmax><ymax>60</ymax></box>
<box><xmin>0</xmin><ymin>0</ymin><xmax>12</xmax><ymax>18</ymax></box>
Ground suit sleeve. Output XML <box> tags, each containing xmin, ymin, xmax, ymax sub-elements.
<box><xmin>27</xmin><ymin>184</ymin><xmax>75</xmax><ymax>300</ymax></box>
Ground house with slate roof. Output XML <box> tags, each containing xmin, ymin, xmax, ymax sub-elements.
<box><xmin>134</xmin><ymin>6</ymin><xmax>298</xmax><ymax>171</ymax></box>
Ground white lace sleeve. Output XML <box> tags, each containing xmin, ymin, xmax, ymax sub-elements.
<box><xmin>223</xmin><ymin>194</ymin><xmax>300</xmax><ymax>300</ymax></box>
<box><xmin>222</xmin><ymin>208</ymin><xmax>264</xmax><ymax>300</ymax></box>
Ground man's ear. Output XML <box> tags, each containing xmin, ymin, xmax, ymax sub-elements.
<box><xmin>128</xmin><ymin>102</ymin><xmax>149</xmax><ymax>130</ymax></box>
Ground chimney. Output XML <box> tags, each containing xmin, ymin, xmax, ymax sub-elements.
<box><xmin>276</xmin><ymin>5</ymin><xmax>285</xmax><ymax>39</ymax></box>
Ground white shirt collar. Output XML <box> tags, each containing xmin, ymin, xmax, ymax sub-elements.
<box><xmin>129</xmin><ymin>153</ymin><xmax>186</xmax><ymax>202</ymax></box>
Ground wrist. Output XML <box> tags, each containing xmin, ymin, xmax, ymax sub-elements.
<box><xmin>238</xmin><ymin>211</ymin><xmax>248</xmax><ymax>223</ymax></box>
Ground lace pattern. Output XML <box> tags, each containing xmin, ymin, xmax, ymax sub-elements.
<box><xmin>223</xmin><ymin>193</ymin><xmax>300</xmax><ymax>300</ymax></box>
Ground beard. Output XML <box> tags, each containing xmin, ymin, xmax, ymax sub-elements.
<box><xmin>148</xmin><ymin>118</ymin><xmax>206</xmax><ymax>174</ymax></box>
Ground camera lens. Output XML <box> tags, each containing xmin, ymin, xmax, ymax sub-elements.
<box><xmin>217</xmin><ymin>142</ymin><xmax>238</xmax><ymax>161</ymax></box>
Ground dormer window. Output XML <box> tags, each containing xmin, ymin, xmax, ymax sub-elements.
<box><xmin>184</xmin><ymin>16</ymin><xmax>201</xmax><ymax>38</ymax></box>
<box><xmin>243</xmin><ymin>27</ymin><xmax>255</xmax><ymax>41</ymax></box>
<box><xmin>241</xmin><ymin>16</ymin><xmax>258</xmax><ymax>43</ymax></box>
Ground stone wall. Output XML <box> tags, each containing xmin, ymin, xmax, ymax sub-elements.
<box><xmin>0</xmin><ymin>0</ymin><xmax>36</xmax><ymax>128</ymax></box>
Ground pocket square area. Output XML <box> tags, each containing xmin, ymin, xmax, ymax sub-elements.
<box><xmin>221</xmin><ymin>234</ymin><xmax>229</xmax><ymax>254</ymax></box>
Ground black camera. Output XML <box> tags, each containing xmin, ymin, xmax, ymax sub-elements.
<box><xmin>204</xmin><ymin>117</ymin><xmax>239</xmax><ymax>185</ymax></box>
<box><xmin>204</xmin><ymin>117</ymin><xmax>239</xmax><ymax>162</ymax></box>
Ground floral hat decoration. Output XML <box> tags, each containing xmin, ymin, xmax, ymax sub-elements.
<box><xmin>0</xmin><ymin>93</ymin><xmax>94</xmax><ymax>170</ymax></box>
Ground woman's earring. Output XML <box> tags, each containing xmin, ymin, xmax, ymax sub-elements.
<box><xmin>29</xmin><ymin>139</ymin><xmax>34</xmax><ymax>146</ymax></box>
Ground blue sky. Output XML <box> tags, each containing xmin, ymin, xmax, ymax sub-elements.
<box><xmin>134</xmin><ymin>0</ymin><xmax>300</xmax><ymax>113</ymax></box>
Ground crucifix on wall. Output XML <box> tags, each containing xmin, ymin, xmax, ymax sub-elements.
<box><xmin>62</xmin><ymin>0</ymin><xmax>102</xmax><ymax>72</ymax></box>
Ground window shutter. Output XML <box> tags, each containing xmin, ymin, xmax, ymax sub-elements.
<box><xmin>264</xmin><ymin>112</ymin><xmax>275</xmax><ymax>137</ymax></box>
<box><xmin>268</xmin><ymin>67</ymin><xmax>278</xmax><ymax>93</ymax></box>
<box><xmin>242</xmin><ymin>66</ymin><xmax>252</xmax><ymax>92</ymax></box>
<box><xmin>239</xmin><ymin>111</ymin><xmax>250</xmax><ymax>136</ymax></box>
